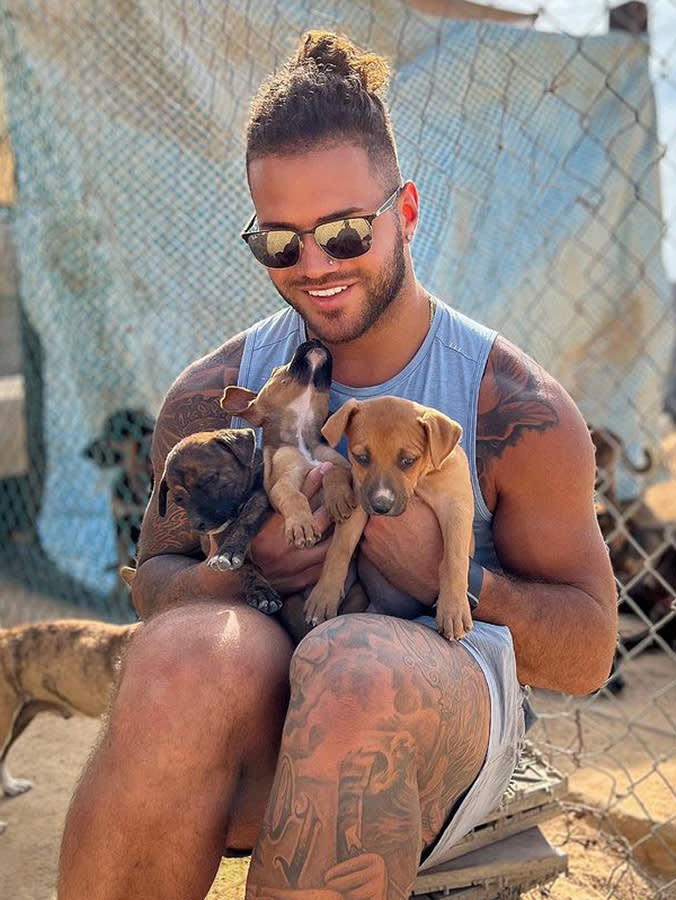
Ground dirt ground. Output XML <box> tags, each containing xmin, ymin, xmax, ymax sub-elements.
<box><xmin>1</xmin><ymin>430</ymin><xmax>674</xmax><ymax>899</ymax></box>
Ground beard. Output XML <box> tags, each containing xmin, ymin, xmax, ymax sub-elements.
<box><xmin>273</xmin><ymin>236</ymin><xmax>407</xmax><ymax>345</ymax></box>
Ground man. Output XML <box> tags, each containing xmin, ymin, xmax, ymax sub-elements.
<box><xmin>58</xmin><ymin>30</ymin><xmax>617</xmax><ymax>900</ymax></box>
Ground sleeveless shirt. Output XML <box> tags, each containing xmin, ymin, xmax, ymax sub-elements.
<box><xmin>230</xmin><ymin>299</ymin><xmax>501</xmax><ymax>571</ymax></box>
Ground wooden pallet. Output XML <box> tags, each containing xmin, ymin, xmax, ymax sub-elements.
<box><xmin>411</xmin><ymin>742</ymin><xmax>568</xmax><ymax>898</ymax></box>
<box><xmin>412</xmin><ymin>827</ymin><xmax>567</xmax><ymax>898</ymax></box>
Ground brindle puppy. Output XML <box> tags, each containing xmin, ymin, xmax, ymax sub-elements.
<box><xmin>0</xmin><ymin>619</ymin><xmax>136</xmax><ymax>834</ymax></box>
<box><xmin>157</xmin><ymin>427</ymin><xmax>279</xmax><ymax>613</ymax></box>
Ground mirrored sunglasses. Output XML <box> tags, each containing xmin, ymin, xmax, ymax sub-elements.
<box><xmin>241</xmin><ymin>185</ymin><xmax>403</xmax><ymax>269</ymax></box>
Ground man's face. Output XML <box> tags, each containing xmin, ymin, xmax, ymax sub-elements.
<box><xmin>247</xmin><ymin>142</ymin><xmax>408</xmax><ymax>345</ymax></box>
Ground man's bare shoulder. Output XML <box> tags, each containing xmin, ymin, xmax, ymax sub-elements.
<box><xmin>476</xmin><ymin>335</ymin><xmax>588</xmax><ymax>509</ymax></box>
<box><xmin>153</xmin><ymin>330</ymin><xmax>247</xmax><ymax>462</ymax></box>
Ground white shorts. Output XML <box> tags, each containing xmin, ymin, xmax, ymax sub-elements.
<box><xmin>413</xmin><ymin>618</ymin><xmax>529</xmax><ymax>873</ymax></box>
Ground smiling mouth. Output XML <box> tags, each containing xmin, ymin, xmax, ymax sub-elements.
<box><xmin>306</xmin><ymin>285</ymin><xmax>350</xmax><ymax>298</ymax></box>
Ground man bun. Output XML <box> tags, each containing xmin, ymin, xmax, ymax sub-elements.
<box><xmin>295</xmin><ymin>30</ymin><xmax>391</xmax><ymax>97</ymax></box>
<box><xmin>246</xmin><ymin>29</ymin><xmax>401</xmax><ymax>188</ymax></box>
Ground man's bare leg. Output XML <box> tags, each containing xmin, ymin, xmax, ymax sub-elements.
<box><xmin>58</xmin><ymin>602</ymin><xmax>293</xmax><ymax>900</ymax></box>
<box><xmin>245</xmin><ymin>614</ymin><xmax>490</xmax><ymax>900</ymax></box>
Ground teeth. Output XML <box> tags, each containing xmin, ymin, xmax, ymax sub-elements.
<box><xmin>307</xmin><ymin>286</ymin><xmax>348</xmax><ymax>297</ymax></box>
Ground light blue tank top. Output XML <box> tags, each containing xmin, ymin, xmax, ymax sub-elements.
<box><xmin>230</xmin><ymin>299</ymin><xmax>501</xmax><ymax>570</ymax></box>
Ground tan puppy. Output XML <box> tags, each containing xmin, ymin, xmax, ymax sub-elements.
<box><xmin>308</xmin><ymin>396</ymin><xmax>475</xmax><ymax>642</ymax></box>
<box><xmin>0</xmin><ymin>619</ymin><xmax>136</xmax><ymax>833</ymax></box>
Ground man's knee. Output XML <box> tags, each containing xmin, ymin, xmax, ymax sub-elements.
<box><xmin>113</xmin><ymin>603</ymin><xmax>293</xmax><ymax>747</ymax></box>
<box><xmin>288</xmin><ymin>614</ymin><xmax>488</xmax><ymax>745</ymax></box>
<box><xmin>288</xmin><ymin>615</ymin><xmax>411</xmax><ymax>733</ymax></box>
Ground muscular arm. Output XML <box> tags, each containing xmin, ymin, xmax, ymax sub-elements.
<box><xmin>471</xmin><ymin>337</ymin><xmax>617</xmax><ymax>694</ymax></box>
<box><xmin>132</xmin><ymin>332</ymin><xmax>246</xmax><ymax>620</ymax></box>
<box><xmin>360</xmin><ymin>337</ymin><xmax>617</xmax><ymax>696</ymax></box>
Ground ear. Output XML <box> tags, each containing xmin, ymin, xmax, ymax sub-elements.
<box><xmin>217</xmin><ymin>428</ymin><xmax>257</xmax><ymax>469</ymax></box>
<box><xmin>220</xmin><ymin>386</ymin><xmax>263</xmax><ymax>427</ymax></box>
<box><xmin>418</xmin><ymin>410</ymin><xmax>463</xmax><ymax>469</ymax></box>
<box><xmin>158</xmin><ymin>476</ymin><xmax>169</xmax><ymax>516</ymax></box>
<box><xmin>321</xmin><ymin>399</ymin><xmax>360</xmax><ymax>447</ymax></box>
<box><xmin>119</xmin><ymin>565</ymin><xmax>136</xmax><ymax>587</ymax></box>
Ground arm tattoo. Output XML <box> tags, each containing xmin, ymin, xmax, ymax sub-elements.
<box><xmin>477</xmin><ymin>337</ymin><xmax>559</xmax><ymax>493</ymax></box>
<box><xmin>136</xmin><ymin>332</ymin><xmax>245</xmax><ymax>565</ymax></box>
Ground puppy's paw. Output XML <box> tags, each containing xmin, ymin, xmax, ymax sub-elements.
<box><xmin>247</xmin><ymin>584</ymin><xmax>283</xmax><ymax>615</ymax></box>
<box><xmin>208</xmin><ymin>552</ymin><xmax>244</xmax><ymax>572</ymax></box>
<box><xmin>304</xmin><ymin>582</ymin><xmax>342</xmax><ymax>627</ymax></box>
<box><xmin>436</xmin><ymin>593</ymin><xmax>473</xmax><ymax>642</ymax></box>
<box><xmin>324</xmin><ymin>483</ymin><xmax>357</xmax><ymax>523</ymax></box>
<box><xmin>208</xmin><ymin>536</ymin><xmax>248</xmax><ymax>571</ymax></box>
<box><xmin>285</xmin><ymin>515</ymin><xmax>321</xmax><ymax>548</ymax></box>
<box><xmin>3</xmin><ymin>775</ymin><xmax>32</xmax><ymax>797</ymax></box>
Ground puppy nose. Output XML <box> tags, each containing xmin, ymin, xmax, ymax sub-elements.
<box><xmin>370</xmin><ymin>490</ymin><xmax>395</xmax><ymax>515</ymax></box>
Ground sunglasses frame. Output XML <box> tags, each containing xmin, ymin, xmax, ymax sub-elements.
<box><xmin>241</xmin><ymin>184</ymin><xmax>404</xmax><ymax>268</ymax></box>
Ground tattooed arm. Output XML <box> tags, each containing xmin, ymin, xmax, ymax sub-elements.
<box><xmin>131</xmin><ymin>332</ymin><xmax>246</xmax><ymax>620</ymax></box>
<box><xmin>360</xmin><ymin>337</ymin><xmax>617</xmax><ymax>695</ymax></box>
<box><xmin>470</xmin><ymin>337</ymin><xmax>617</xmax><ymax>693</ymax></box>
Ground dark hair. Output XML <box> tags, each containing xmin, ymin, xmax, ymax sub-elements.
<box><xmin>246</xmin><ymin>31</ymin><xmax>401</xmax><ymax>186</ymax></box>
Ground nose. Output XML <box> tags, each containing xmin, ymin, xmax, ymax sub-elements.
<box><xmin>296</xmin><ymin>233</ymin><xmax>338</xmax><ymax>280</ymax></box>
<box><xmin>370</xmin><ymin>490</ymin><xmax>396</xmax><ymax>515</ymax></box>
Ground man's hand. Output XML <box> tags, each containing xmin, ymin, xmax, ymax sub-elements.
<box><xmin>249</xmin><ymin>463</ymin><xmax>334</xmax><ymax>594</ymax></box>
<box><xmin>360</xmin><ymin>496</ymin><xmax>442</xmax><ymax>602</ymax></box>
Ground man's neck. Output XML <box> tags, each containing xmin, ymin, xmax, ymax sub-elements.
<box><xmin>310</xmin><ymin>282</ymin><xmax>433</xmax><ymax>388</ymax></box>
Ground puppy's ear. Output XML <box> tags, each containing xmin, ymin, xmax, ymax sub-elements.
<box><xmin>221</xmin><ymin>386</ymin><xmax>263</xmax><ymax>427</ymax></box>
<box><xmin>158</xmin><ymin>477</ymin><xmax>169</xmax><ymax>517</ymax></box>
<box><xmin>418</xmin><ymin>411</ymin><xmax>463</xmax><ymax>469</ymax></box>
<box><xmin>322</xmin><ymin>399</ymin><xmax>360</xmax><ymax>447</ymax></box>
<box><xmin>119</xmin><ymin>566</ymin><xmax>136</xmax><ymax>587</ymax></box>
<box><xmin>217</xmin><ymin>428</ymin><xmax>257</xmax><ymax>469</ymax></box>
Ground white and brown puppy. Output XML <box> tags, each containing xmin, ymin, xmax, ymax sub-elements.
<box><xmin>0</xmin><ymin>619</ymin><xmax>136</xmax><ymax>833</ymax></box>
<box><xmin>222</xmin><ymin>340</ymin><xmax>357</xmax><ymax>545</ymax></box>
<box><xmin>221</xmin><ymin>340</ymin><xmax>368</xmax><ymax>640</ymax></box>
<box><xmin>306</xmin><ymin>396</ymin><xmax>475</xmax><ymax>642</ymax></box>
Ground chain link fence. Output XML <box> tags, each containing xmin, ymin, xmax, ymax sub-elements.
<box><xmin>0</xmin><ymin>1</ymin><xmax>674</xmax><ymax>897</ymax></box>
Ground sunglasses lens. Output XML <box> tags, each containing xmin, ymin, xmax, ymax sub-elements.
<box><xmin>246</xmin><ymin>230</ymin><xmax>301</xmax><ymax>268</ymax></box>
<box><xmin>316</xmin><ymin>218</ymin><xmax>372</xmax><ymax>260</ymax></box>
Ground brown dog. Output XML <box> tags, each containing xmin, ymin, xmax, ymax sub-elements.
<box><xmin>0</xmin><ymin>619</ymin><xmax>136</xmax><ymax>833</ymax></box>
<box><xmin>309</xmin><ymin>396</ymin><xmax>476</xmax><ymax>642</ymax></box>
<box><xmin>154</xmin><ymin>427</ymin><xmax>280</xmax><ymax>613</ymax></box>
<box><xmin>590</xmin><ymin>424</ymin><xmax>653</xmax><ymax>510</ymax></box>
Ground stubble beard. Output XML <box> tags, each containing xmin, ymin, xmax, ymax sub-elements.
<box><xmin>274</xmin><ymin>238</ymin><xmax>407</xmax><ymax>345</ymax></box>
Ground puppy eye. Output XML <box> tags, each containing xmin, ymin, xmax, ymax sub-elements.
<box><xmin>173</xmin><ymin>495</ymin><xmax>185</xmax><ymax>506</ymax></box>
<box><xmin>399</xmin><ymin>456</ymin><xmax>418</xmax><ymax>469</ymax></box>
<box><xmin>353</xmin><ymin>453</ymin><xmax>370</xmax><ymax>467</ymax></box>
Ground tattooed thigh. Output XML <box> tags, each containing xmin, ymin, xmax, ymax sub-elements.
<box><xmin>286</xmin><ymin>614</ymin><xmax>489</xmax><ymax>850</ymax></box>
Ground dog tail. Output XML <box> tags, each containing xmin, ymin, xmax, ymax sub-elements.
<box><xmin>622</xmin><ymin>447</ymin><xmax>654</xmax><ymax>475</ymax></box>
